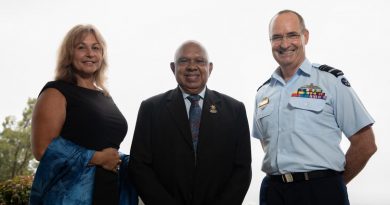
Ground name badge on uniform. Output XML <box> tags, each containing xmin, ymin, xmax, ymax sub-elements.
<box><xmin>258</xmin><ymin>97</ymin><xmax>269</xmax><ymax>109</ymax></box>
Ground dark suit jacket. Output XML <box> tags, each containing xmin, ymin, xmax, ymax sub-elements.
<box><xmin>129</xmin><ymin>87</ymin><xmax>251</xmax><ymax>205</ymax></box>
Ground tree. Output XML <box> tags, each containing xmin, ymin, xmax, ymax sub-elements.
<box><xmin>0</xmin><ymin>98</ymin><xmax>37</xmax><ymax>182</ymax></box>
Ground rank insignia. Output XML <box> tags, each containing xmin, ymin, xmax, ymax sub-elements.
<box><xmin>258</xmin><ymin>97</ymin><xmax>269</xmax><ymax>109</ymax></box>
<box><xmin>291</xmin><ymin>83</ymin><xmax>327</xmax><ymax>100</ymax></box>
<box><xmin>209</xmin><ymin>105</ymin><xmax>218</xmax><ymax>113</ymax></box>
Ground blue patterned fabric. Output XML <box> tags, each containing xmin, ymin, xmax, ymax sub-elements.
<box><xmin>118</xmin><ymin>154</ymin><xmax>139</xmax><ymax>205</ymax></box>
<box><xmin>29</xmin><ymin>137</ymin><xmax>138</xmax><ymax>205</ymax></box>
<box><xmin>187</xmin><ymin>94</ymin><xmax>202</xmax><ymax>151</ymax></box>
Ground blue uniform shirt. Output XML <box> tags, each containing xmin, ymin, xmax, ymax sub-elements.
<box><xmin>252</xmin><ymin>59</ymin><xmax>374</xmax><ymax>175</ymax></box>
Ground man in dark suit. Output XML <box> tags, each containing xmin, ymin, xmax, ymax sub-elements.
<box><xmin>129</xmin><ymin>40</ymin><xmax>252</xmax><ymax>205</ymax></box>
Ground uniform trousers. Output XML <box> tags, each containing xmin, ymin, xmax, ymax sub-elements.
<box><xmin>260</xmin><ymin>173</ymin><xmax>349</xmax><ymax>205</ymax></box>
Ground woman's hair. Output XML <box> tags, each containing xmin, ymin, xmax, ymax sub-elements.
<box><xmin>55</xmin><ymin>24</ymin><xmax>109</xmax><ymax>95</ymax></box>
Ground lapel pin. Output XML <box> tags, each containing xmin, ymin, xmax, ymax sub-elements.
<box><xmin>209</xmin><ymin>105</ymin><xmax>218</xmax><ymax>113</ymax></box>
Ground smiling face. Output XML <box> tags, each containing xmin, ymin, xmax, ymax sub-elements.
<box><xmin>170</xmin><ymin>42</ymin><xmax>213</xmax><ymax>94</ymax></box>
<box><xmin>72</xmin><ymin>33</ymin><xmax>103</xmax><ymax>79</ymax></box>
<box><xmin>269</xmin><ymin>12</ymin><xmax>309</xmax><ymax>71</ymax></box>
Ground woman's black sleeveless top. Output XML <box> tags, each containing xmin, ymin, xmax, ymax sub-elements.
<box><xmin>40</xmin><ymin>80</ymin><xmax>128</xmax><ymax>204</ymax></box>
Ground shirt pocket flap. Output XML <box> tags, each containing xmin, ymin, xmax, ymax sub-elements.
<box><xmin>289</xmin><ymin>97</ymin><xmax>326</xmax><ymax>112</ymax></box>
<box><xmin>257</xmin><ymin>103</ymin><xmax>274</xmax><ymax>118</ymax></box>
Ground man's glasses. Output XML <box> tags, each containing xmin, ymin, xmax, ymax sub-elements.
<box><xmin>270</xmin><ymin>32</ymin><xmax>302</xmax><ymax>44</ymax></box>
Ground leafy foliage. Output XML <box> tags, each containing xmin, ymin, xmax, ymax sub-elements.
<box><xmin>0</xmin><ymin>175</ymin><xmax>33</xmax><ymax>205</ymax></box>
<box><xmin>0</xmin><ymin>98</ymin><xmax>37</xmax><ymax>181</ymax></box>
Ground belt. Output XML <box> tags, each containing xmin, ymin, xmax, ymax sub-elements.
<box><xmin>268</xmin><ymin>170</ymin><xmax>341</xmax><ymax>183</ymax></box>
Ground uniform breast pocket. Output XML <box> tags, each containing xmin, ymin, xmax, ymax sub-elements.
<box><xmin>288</xmin><ymin>97</ymin><xmax>327</xmax><ymax>132</ymax></box>
<box><xmin>255</xmin><ymin>103</ymin><xmax>275</xmax><ymax>137</ymax></box>
<box><xmin>289</xmin><ymin>97</ymin><xmax>326</xmax><ymax>112</ymax></box>
<box><xmin>257</xmin><ymin>103</ymin><xmax>274</xmax><ymax>118</ymax></box>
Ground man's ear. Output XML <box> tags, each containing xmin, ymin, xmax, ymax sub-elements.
<box><xmin>303</xmin><ymin>29</ymin><xmax>309</xmax><ymax>45</ymax></box>
<box><xmin>170</xmin><ymin>62</ymin><xmax>175</xmax><ymax>74</ymax></box>
<box><xmin>209</xmin><ymin>62</ymin><xmax>213</xmax><ymax>74</ymax></box>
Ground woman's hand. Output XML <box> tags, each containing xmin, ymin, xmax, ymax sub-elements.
<box><xmin>90</xmin><ymin>148</ymin><xmax>122</xmax><ymax>173</ymax></box>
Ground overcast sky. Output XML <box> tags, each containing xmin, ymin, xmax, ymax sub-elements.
<box><xmin>1</xmin><ymin>0</ymin><xmax>389</xmax><ymax>204</ymax></box>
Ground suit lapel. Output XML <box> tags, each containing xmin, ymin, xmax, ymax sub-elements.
<box><xmin>166</xmin><ymin>87</ymin><xmax>193</xmax><ymax>148</ymax></box>
<box><xmin>198</xmin><ymin>89</ymin><xmax>221</xmax><ymax>146</ymax></box>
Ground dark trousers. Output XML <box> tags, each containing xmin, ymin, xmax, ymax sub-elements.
<box><xmin>260</xmin><ymin>174</ymin><xmax>349</xmax><ymax>205</ymax></box>
<box><xmin>92</xmin><ymin>167</ymin><xmax>120</xmax><ymax>205</ymax></box>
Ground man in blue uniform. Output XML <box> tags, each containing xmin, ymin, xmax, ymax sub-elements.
<box><xmin>252</xmin><ymin>9</ymin><xmax>377</xmax><ymax>205</ymax></box>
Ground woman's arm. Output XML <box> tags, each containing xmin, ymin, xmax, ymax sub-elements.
<box><xmin>31</xmin><ymin>88</ymin><xmax>122</xmax><ymax>171</ymax></box>
<box><xmin>31</xmin><ymin>88</ymin><xmax>66</xmax><ymax>161</ymax></box>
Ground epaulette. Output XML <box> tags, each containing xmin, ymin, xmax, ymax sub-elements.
<box><xmin>318</xmin><ymin>64</ymin><xmax>351</xmax><ymax>87</ymax></box>
<box><xmin>257</xmin><ymin>78</ymin><xmax>271</xmax><ymax>91</ymax></box>
<box><xmin>318</xmin><ymin>64</ymin><xmax>344</xmax><ymax>77</ymax></box>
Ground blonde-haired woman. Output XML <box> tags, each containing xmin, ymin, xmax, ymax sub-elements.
<box><xmin>30</xmin><ymin>24</ymin><xmax>136</xmax><ymax>205</ymax></box>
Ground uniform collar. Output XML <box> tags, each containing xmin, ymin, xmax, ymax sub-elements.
<box><xmin>271</xmin><ymin>58</ymin><xmax>312</xmax><ymax>85</ymax></box>
<box><xmin>299</xmin><ymin>58</ymin><xmax>312</xmax><ymax>76</ymax></box>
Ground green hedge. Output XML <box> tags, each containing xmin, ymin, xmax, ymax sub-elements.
<box><xmin>0</xmin><ymin>175</ymin><xmax>33</xmax><ymax>205</ymax></box>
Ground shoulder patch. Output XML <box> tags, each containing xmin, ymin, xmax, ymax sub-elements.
<box><xmin>257</xmin><ymin>78</ymin><xmax>271</xmax><ymax>91</ymax></box>
<box><xmin>318</xmin><ymin>64</ymin><xmax>344</xmax><ymax>77</ymax></box>
<box><xmin>341</xmin><ymin>77</ymin><xmax>351</xmax><ymax>87</ymax></box>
